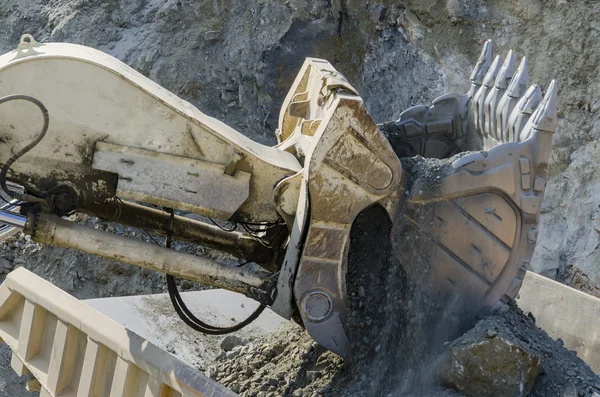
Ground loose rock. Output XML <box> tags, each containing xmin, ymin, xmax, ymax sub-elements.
<box><xmin>439</xmin><ymin>326</ymin><xmax>541</xmax><ymax>397</ymax></box>
<box><xmin>0</xmin><ymin>258</ymin><xmax>13</xmax><ymax>271</ymax></box>
<box><xmin>220</xmin><ymin>335</ymin><xmax>244</xmax><ymax>352</ymax></box>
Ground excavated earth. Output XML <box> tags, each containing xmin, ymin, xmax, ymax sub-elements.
<box><xmin>211</xmin><ymin>309</ymin><xmax>600</xmax><ymax>397</ymax></box>
<box><xmin>2</xmin><ymin>0</ymin><xmax>600</xmax><ymax>396</ymax></box>
<box><xmin>208</xmin><ymin>172</ymin><xmax>600</xmax><ymax>396</ymax></box>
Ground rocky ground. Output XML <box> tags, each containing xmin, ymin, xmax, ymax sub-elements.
<box><xmin>211</xmin><ymin>307</ymin><xmax>600</xmax><ymax>397</ymax></box>
<box><xmin>1</xmin><ymin>0</ymin><xmax>600</xmax><ymax>396</ymax></box>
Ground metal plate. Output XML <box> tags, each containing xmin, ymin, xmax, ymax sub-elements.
<box><xmin>93</xmin><ymin>142</ymin><xmax>251</xmax><ymax>219</ymax></box>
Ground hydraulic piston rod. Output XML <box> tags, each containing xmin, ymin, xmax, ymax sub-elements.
<box><xmin>83</xmin><ymin>200</ymin><xmax>277</xmax><ymax>267</ymax></box>
<box><xmin>26</xmin><ymin>213</ymin><xmax>276</xmax><ymax>304</ymax></box>
<box><xmin>0</xmin><ymin>208</ymin><xmax>25</xmax><ymax>228</ymax></box>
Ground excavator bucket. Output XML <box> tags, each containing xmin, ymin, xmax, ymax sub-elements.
<box><xmin>278</xmin><ymin>40</ymin><xmax>557</xmax><ymax>358</ymax></box>
<box><xmin>0</xmin><ymin>36</ymin><xmax>556</xmax><ymax>361</ymax></box>
<box><xmin>382</xmin><ymin>41</ymin><xmax>556</xmax><ymax>315</ymax></box>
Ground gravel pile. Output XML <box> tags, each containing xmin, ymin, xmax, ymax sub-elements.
<box><xmin>479</xmin><ymin>307</ymin><xmax>600</xmax><ymax>397</ymax></box>
<box><xmin>209</xmin><ymin>325</ymin><xmax>343</xmax><ymax>396</ymax></box>
<box><xmin>210</xmin><ymin>323</ymin><xmax>460</xmax><ymax>397</ymax></box>
<box><xmin>211</xmin><ymin>305</ymin><xmax>599</xmax><ymax>397</ymax></box>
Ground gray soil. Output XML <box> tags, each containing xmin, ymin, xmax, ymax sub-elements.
<box><xmin>211</xmin><ymin>297</ymin><xmax>600</xmax><ymax>396</ymax></box>
<box><xmin>212</xmin><ymin>302</ymin><xmax>600</xmax><ymax>396</ymax></box>
<box><xmin>1</xmin><ymin>0</ymin><xmax>600</xmax><ymax>395</ymax></box>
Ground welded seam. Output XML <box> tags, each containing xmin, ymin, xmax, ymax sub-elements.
<box><xmin>404</xmin><ymin>214</ymin><xmax>492</xmax><ymax>287</ymax></box>
<box><xmin>450</xmin><ymin>200</ymin><xmax>512</xmax><ymax>251</ymax></box>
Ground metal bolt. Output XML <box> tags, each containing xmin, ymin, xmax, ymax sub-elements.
<box><xmin>527</xmin><ymin>228</ymin><xmax>538</xmax><ymax>243</ymax></box>
<box><xmin>302</xmin><ymin>291</ymin><xmax>333</xmax><ymax>322</ymax></box>
<box><xmin>52</xmin><ymin>191</ymin><xmax>76</xmax><ymax>212</ymax></box>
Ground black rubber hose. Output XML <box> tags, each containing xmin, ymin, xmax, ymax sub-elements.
<box><xmin>164</xmin><ymin>208</ymin><xmax>266</xmax><ymax>335</ymax></box>
<box><xmin>166</xmin><ymin>274</ymin><xmax>266</xmax><ymax>335</ymax></box>
<box><xmin>0</xmin><ymin>95</ymin><xmax>49</xmax><ymax>202</ymax></box>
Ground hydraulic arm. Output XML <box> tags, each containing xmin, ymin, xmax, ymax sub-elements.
<box><xmin>0</xmin><ymin>35</ymin><xmax>557</xmax><ymax>359</ymax></box>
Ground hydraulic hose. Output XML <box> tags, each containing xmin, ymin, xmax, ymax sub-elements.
<box><xmin>0</xmin><ymin>95</ymin><xmax>49</xmax><ymax>203</ymax></box>
<box><xmin>163</xmin><ymin>208</ymin><xmax>267</xmax><ymax>335</ymax></box>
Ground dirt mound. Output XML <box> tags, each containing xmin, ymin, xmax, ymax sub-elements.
<box><xmin>212</xmin><ymin>305</ymin><xmax>599</xmax><ymax>397</ymax></box>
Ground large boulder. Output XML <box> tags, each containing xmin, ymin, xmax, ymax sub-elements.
<box><xmin>439</xmin><ymin>307</ymin><xmax>600</xmax><ymax>397</ymax></box>
<box><xmin>439</xmin><ymin>327</ymin><xmax>540</xmax><ymax>397</ymax></box>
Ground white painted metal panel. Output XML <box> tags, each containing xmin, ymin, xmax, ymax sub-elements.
<box><xmin>0</xmin><ymin>268</ymin><xmax>238</xmax><ymax>397</ymax></box>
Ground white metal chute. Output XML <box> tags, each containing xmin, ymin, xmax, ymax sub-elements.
<box><xmin>0</xmin><ymin>267</ymin><xmax>237</xmax><ymax>397</ymax></box>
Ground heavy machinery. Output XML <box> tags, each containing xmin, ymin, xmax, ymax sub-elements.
<box><xmin>0</xmin><ymin>183</ymin><xmax>21</xmax><ymax>241</ymax></box>
<box><xmin>0</xmin><ymin>35</ymin><xmax>556</xmax><ymax>361</ymax></box>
